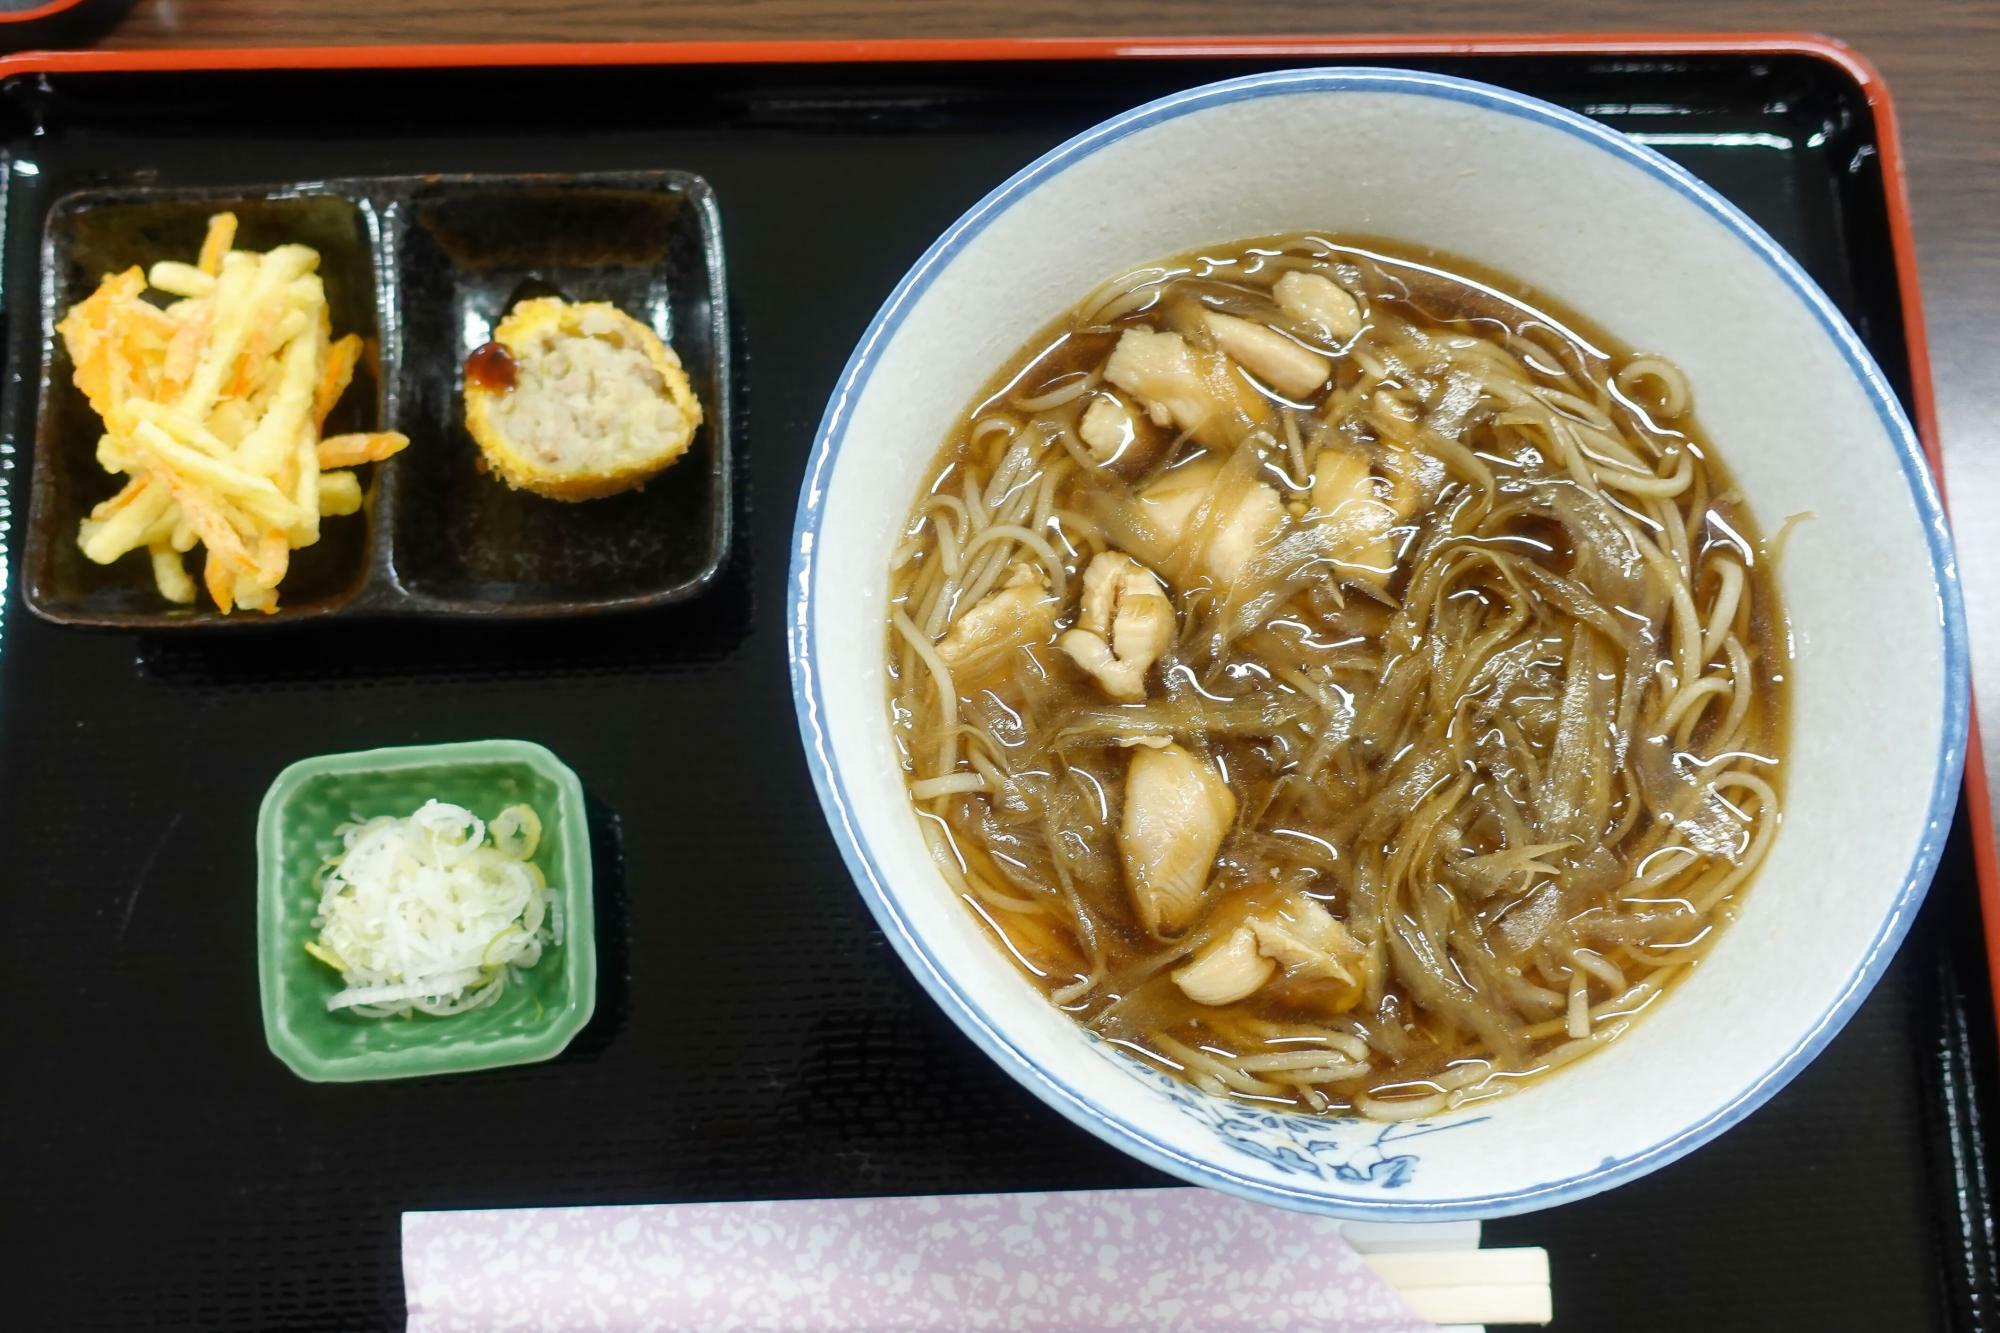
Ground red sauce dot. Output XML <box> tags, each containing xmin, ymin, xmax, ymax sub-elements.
<box><xmin>465</xmin><ymin>340</ymin><xmax>517</xmax><ymax>392</ymax></box>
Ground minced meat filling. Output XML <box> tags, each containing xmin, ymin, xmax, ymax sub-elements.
<box><xmin>493</xmin><ymin>327</ymin><xmax>690</xmax><ymax>474</ymax></box>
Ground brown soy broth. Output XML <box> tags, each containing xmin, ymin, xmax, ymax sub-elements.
<box><xmin>888</xmin><ymin>234</ymin><xmax>1788</xmax><ymax>1117</ymax></box>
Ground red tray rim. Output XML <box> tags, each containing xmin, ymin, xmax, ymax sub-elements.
<box><xmin>3</xmin><ymin>30</ymin><xmax>1991</xmax><ymax>1021</ymax></box>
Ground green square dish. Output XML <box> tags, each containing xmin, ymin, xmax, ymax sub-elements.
<box><xmin>256</xmin><ymin>739</ymin><xmax>596</xmax><ymax>1081</ymax></box>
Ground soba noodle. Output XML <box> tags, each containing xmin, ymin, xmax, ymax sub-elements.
<box><xmin>885</xmin><ymin>234</ymin><xmax>1788</xmax><ymax>1119</ymax></box>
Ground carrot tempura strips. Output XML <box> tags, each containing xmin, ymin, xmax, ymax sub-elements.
<box><xmin>127</xmin><ymin>423</ymin><xmax>297</xmax><ymax>531</ymax></box>
<box><xmin>172</xmin><ymin>247</ymin><xmax>266</xmax><ymax>420</ymax></box>
<box><xmin>227</xmin><ymin>322</ymin><xmax>271</xmax><ymax>401</ymax></box>
<box><xmin>158</xmin><ymin>309</ymin><xmax>209</xmax><ymax>399</ymax></box>
<box><xmin>252</xmin><ymin>529</ymin><xmax>289</xmax><ymax>590</ymax></box>
<box><xmin>120</xmin><ymin>299</ymin><xmax>178</xmax><ymax>342</ymax></box>
<box><xmin>149</xmin><ymin>462</ymin><xmax>254</xmax><ymax>573</ymax></box>
<box><xmin>77</xmin><ymin>477</ymin><xmax>175</xmax><ymax>566</ymax></box>
<box><xmin>123</xmin><ymin>399</ymin><xmax>236</xmax><ymax>461</ymax></box>
<box><xmin>149</xmin><ymin>546</ymin><xmax>196</xmax><ymax>604</ymax></box>
<box><xmin>313</xmin><ymin>334</ymin><xmax>362</xmax><ymax>428</ymax></box>
<box><xmin>197</xmin><ymin>211</ymin><xmax>237</xmax><ymax>277</ymax></box>
<box><xmin>289</xmin><ymin>431</ymin><xmax>320</xmax><ymax>548</ymax></box>
<box><xmin>316</xmin><ymin>431</ymin><xmax>409</xmax><ymax>470</ymax></box>
<box><xmin>83</xmin><ymin>476</ymin><xmax>149</xmax><ymax>521</ymax></box>
<box><xmin>56</xmin><ymin>267</ymin><xmax>146</xmax><ymax>412</ymax></box>
<box><xmin>203</xmin><ymin>550</ymin><xmax>235</xmax><ymax>613</ymax></box>
<box><xmin>60</xmin><ymin>210</ymin><xmax>378</xmax><ymax>614</ymax></box>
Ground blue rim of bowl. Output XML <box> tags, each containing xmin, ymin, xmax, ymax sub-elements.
<box><xmin>788</xmin><ymin>67</ymin><xmax>1970</xmax><ymax>1219</ymax></box>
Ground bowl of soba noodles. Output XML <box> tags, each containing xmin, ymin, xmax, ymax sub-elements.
<box><xmin>789</xmin><ymin>68</ymin><xmax>1967</xmax><ymax>1218</ymax></box>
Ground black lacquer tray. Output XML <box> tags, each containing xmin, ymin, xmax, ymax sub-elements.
<box><xmin>0</xmin><ymin>36</ymin><xmax>1990</xmax><ymax>1332</ymax></box>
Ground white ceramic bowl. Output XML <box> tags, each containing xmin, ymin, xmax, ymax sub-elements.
<box><xmin>789</xmin><ymin>69</ymin><xmax>1968</xmax><ymax>1219</ymax></box>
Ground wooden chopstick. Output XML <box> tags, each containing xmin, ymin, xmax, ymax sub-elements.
<box><xmin>1338</xmin><ymin>1219</ymin><xmax>1484</xmax><ymax>1254</ymax></box>
<box><xmin>1363</xmin><ymin>1247</ymin><xmax>1553</xmax><ymax>1326</ymax></box>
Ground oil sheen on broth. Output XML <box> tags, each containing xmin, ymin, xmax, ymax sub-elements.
<box><xmin>885</xmin><ymin>234</ymin><xmax>1787</xmax><ymax>1121</ymax></box>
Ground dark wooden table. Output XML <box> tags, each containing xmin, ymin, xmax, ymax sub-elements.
<box><xmin>99</xmin><ymin>0</ymin><xmax>2000</xmax><ymax>881</ymax></box>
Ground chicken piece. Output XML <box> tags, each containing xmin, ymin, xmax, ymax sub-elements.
<box><xmin>1172</xmin><ymin>925</ymin><xmax>1276</xmax><ymax>1006</ymax></box>
<box><xmin>935</xmin><ymin>564</ymin><xmax>1057</xmax><ymax>676</ymax></box>
<box><xmin>1203</xmin><ymin>478</ymin><xmax>1287</xmax><ymax>586</ymax></box>
<box><xmin>1310</xmin><ymin>448</ymin><xmax>1398</xmax><ymax>584</ymax></box>
<box><xmin>1250</xmin><ymin>894</ymin><xmax>1367</xmax><ymax>1015</ymax></box>
<box><xmin>1103</xmin><ymin>327</ymin><xmax>1266</xmax><ymax>449</ymax></box>
<box><xmin>1132</xmin><ymin>458</ymin><xmax>1219</xmax><ymax>559</ymax></box>
<box><xmin>1059</xmin><ymin>551</ymin><xmax>1175</xmax><ymax>702</ymax></box>
<box><xmin>1202</xmin><ymin>311</ymin><xmax>1330</xmax><ymax>399</ymax></box>
<box><xmin>1077</xmin><ymin>391</ymin><xmax>1162</xmax><ymax>471</ymax></box>
<box><xmin>1103</xmin><ymin>328</ymin><xmax>1211</xmax><ymax>437</ymax></box>
<box><xmin>1250</xmin><ymin>894</ymin><xmax>1361</xmax><ymax>977</ymax></box>
<box><xmin>1120</xmin><ymin>742</ymin><xmax>1237</xmax><ymax>935</ymax></box>
<box><xmin>1366</xmin><ymin>388</ymin><xmax>1425</xmax><ymax>451</ymax></box>
<box><xmin>1130</xmin><ymin>458</ymin><xmax>1285</xmax><ymax>589</ymax></box>
<box><xmin>1170</xmin><ymin>893</ymin><xmax>1365</xmax><ymax>1008</ymax></box>
<box><xmin>1078</xmin><ymin>393</ymin><xmax>1136</xmax><ymax>463</ymax></box>
<box><xmin>1274</xmin><ymin>270</ymin><xmax>1363</xmax><ymax>342</ymax></box>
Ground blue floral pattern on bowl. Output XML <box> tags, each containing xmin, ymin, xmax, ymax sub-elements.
<box><xmin>1098</xmin><ymin>1037</ymin><xmax>1486</xmax><ymax>1187</ymax></box>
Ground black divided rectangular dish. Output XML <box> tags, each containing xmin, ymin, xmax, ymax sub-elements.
<box><xmin>392</xmin><ymin>174</ymin><xmax>729</xmax><ymax>614</ymax></box>
<box><xmin>0</xmin><ymin>39</ymin><xmax>1993</xmax><ymax>1333</ymax></box>
<box><xmin>22</xmin><ymin>170</ymin><xmax>730</xmax><ymax>627</ymax></box>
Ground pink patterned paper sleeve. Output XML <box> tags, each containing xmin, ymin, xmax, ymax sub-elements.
<box><xmin>403</xmin><ymin>1187</ymin><xmax>1436</xmax><ymax>1332</ymax></box>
